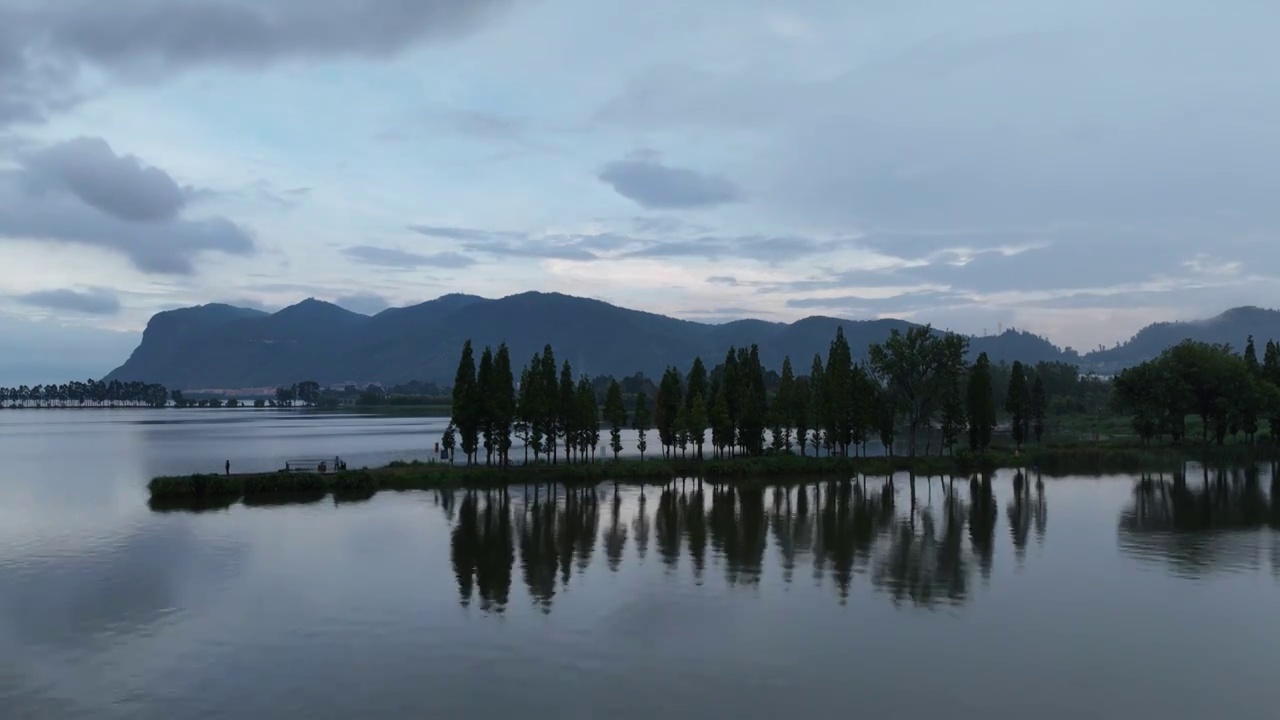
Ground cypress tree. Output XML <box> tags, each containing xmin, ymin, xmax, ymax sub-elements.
<box><xmin>711</xmin><ymin>380</ymin><xmax>731</xmax><ymax>459</ymax></box>
<box><xmin>476</xmin><ymin>346</ymin><xmax>495</xmax><ymax>465</ymax></box>
<box><xmin>656</xmin><ymin>367</ymin><xmax>682</xmax><ymax>459</ymax></box>
<box><xmin>492</xmin><ymin>344</ymin><xmax>515</xmax><ymax>466</ymax></box>
<box><xmin>559</xmin><ymin>361</ymin><xmax>575</xmax><ymax>462</ymax></box>
<box><xmin>451</xmin><ymin>340</ymin><xmax>479</xmax><ymax>465</ymax></box>
<box><xmin>967</xmin><ymin>352</ymin><xmax>996</xmax><ymax>453</ymax></box>
<box><xmin>633</xmin><ymin>391</ymin><xmax>652</xmax><ymax>460</ymax></box>
<box><xmin>539</xmin><ymin>346</ymin><xmax>559</xmax><ymax>464</ymax></box>
<box><xmin>776</xmin><ymin>356</ymin><xmax>796</xmax><ymax>452</ymax></box>
<box><xmin>809</xmin><ymin>354</ymin><xmax>825</xmax><ymax>456</ymax></box>
<box><xmin>1007</xmin><ymin>361</ymin><xmax>1031</xmax><ymax>450</ymax></box>
<box><xmin>686</xmin><ymin>357</ymin><xmax>708</xmax><ymax>411</ymax></box>
<box><xmin>689</xmin><ymin>392</ymin><xmax>708</xmax><ymax>460</ymax></box>
<box><xmin>603</xmin><ymin>379</ymin><xmax>626</xmax><ymax>461</ymax></box>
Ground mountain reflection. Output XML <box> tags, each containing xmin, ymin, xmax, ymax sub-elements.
<box><xmin>1118</xmin><ymin>465</ymin><xmax>1280</xmax><ymax>577</ymax></box>
<box><xmin>446</xmin><ymin>473</ymin><xmax>1064</xmax><ymax>613</ymax></box>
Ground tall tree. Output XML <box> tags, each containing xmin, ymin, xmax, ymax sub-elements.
<box><xmin>688</xmin><ymin>392</ymin><xmax>708</xmax><ymax>459</ymax></box>
<box><xmin>710</xmin><ymin>381</ymin><xmax>731</xmax><ymax>459</ymax></box>
<box><xmin>1245</xmin><ymin>335</ymin><xmax>1260</xmax><ymax>376</ymax></box>
<box><xmin>1266</xmin><ymin>341</ymin><xmax>1280</xmax><ymax>442</ymax></box>
<box><xmin>559</xmin><ymin>361</ymin><xmax>575</xmax><ymax>462</ymax></box>
<box><xmin>776</xmin><ymin>356</ymin><xmax>797</xmax><ymax>453</ymax></box>
<box><xmin>1030</xmin><ymin>374</ymin><xmax>1047</xmax><ymax>444</ymax></box>
<box><xmin>633</xmin><ymin>391</ymin><xmax>652</xmax><ymax>460</ymax></box>
<box><xmin>655</xmin><ymin>367</ymin><xmax>683</xmax><ymax>459</ymax></box>
<box><xmin>477</xmin><ymin>347</ymin><xmax>495</xmax><ymax>465</ymax></box>
<box><xmin>603</xmin><ymin>379</ymin><xmax>627</xmax><ymax>461</ymax></box>
<box><xmin>539</xmin><ymin>346</ymin><xmax>560</xmax><ymax>464</ymax></box>
<box><xmin>867</xmin><ymin>326</ymin><xmax>969</xmax><ymax>457</ymax></box>
<box><xmin>1006</xmin><ymin>361</ymin><xmax>1031</xmax><ymax>450</ymax></box>
<box><xmin>516</xmin><ymin>361</ymin><xmax>535</xmax><ymax>463</ymax></box>
<box><xmin>809</xmin><ymin>354</ymin><xmax>825</xmax><ymax>456</ymax></box>
<box><xmin>576</xmin><ymin>376</ymin><xmax>600</xmax><ymax>462</ymax></box>
<box><xmin>824</xmin><ymin>328</ymin><xmax>853</xmax><ymax>454</ymax></box>
<box><xmin>967</xmin><ymin>352</ymin><xmax>996</xmax><ymax>454</ymax></box>
<box><xmin>686</xmin><ymin>357</ymin><xmax>708</xmax><ymax>411</ymax></box>
<box><xmin>492</xmin><ymin>344</ymin><xmax>516</xmax><ymax>466</ymax></box>
<box><xmin>939</xmin><ymin>372</ymin><xmax>966</xmax><ymax>456</ymax></box>
<box><xmin>451</xmin><ymin>341</ymin><xmax>480</xmax><ymax>464</ymax></box>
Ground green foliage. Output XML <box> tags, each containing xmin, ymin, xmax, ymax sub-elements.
<box><xmin>603</xmin><ymin>379</ymin><xmax>626</xmax><ymax>460</ymax></box>
<box><xmin>1006</xmin><ymin>361</ymin><xmax>1031</xmax><ymax>449</ymax></box>
<box><xmin>688</xmin><ymin>392</ymin><xmax>708</xmax><ymax>459</ymax></box>
<box><xmin>451</xmin><ymin>340</ymin><xmax>480</xmax><ymax>464</ymax></box>
<box><xmin>1112</xmin><ymin>338</ymin><xmax>1280</xmax><ymax>447</ymax></box>
<box><xmin>477</xmin><ymin>347</ymin><xmax>495</xmax><ymax>464</ymax></box>
<box><xmin>1031</xmin><ymin>375</ymin><xmax>1047</xmax><ymax>443</ymax></box>
<box><xmin>632</xmin><ymin>391</ymin><xmax>651</xmax><ymax>460</ymax></box>
<box><xmin>867</xmin><ymin>325</ymin><xmax>969</xmax><ymax>457</ymax></box>
<box><xmin>967</xmin><ymin>353</ymin><xmax>996</xmax><ymax>453</ymax></box>
<box><xmin>655</xmin><ymin>367</ymin><xmax>683</xmax><ymax>459</ymax></box>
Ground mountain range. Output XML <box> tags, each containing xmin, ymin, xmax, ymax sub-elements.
<box><xmin>104</xmin><ymin>293</ymin><xmax>1280</xmax><ymax>390</ymax></box>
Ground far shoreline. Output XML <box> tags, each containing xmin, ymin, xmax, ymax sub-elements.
<box><xmin>147</xmin><ymin>444</ymin><xmax>1280</xmax><ymax>508</ymax></box>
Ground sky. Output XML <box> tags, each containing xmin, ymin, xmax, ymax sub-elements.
<box><xmin>2</xmin><ymin>0</ymin><xmax>1279</xmax><ymax>384</ymax></box>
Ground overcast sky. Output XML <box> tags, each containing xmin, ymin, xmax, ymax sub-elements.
<box><xmin>2</xmin><ymin>0</ymin><xmax>1278</xmax><ymax>383</ymax></box>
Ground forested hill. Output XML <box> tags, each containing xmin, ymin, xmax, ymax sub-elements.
<box><xmin>103</xmin><ymin>292</ymin><xmax>1272</xmax><ymax>390</ymax></box>
<box><xmin>1087</xmin><ymin>307</ymin><xmax>1280</xmax><ymax>373</ymax></box>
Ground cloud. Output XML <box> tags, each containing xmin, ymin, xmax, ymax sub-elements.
<box><xmin>13</xmin><ymin>288</ymin><xmax>121</xmax><ymax>315</ymax></box>
<box><xmin>598</xmin><ymin>156</ymin><xmax>742</xmax><ymax>209</ymax></box>
<box><xmin>0</xmin><ymin>0</ymin><xmax>516</xmax><ymax>126</ymax></box>
<box><xmin>342</xmin><ymin>245</ymin><xmax>476</xmax><ymax>269</ymax></box>
<box><xmin>0</xmin><ymin>137</ymin><xmax>254</xmax><ymax>273</ymax></box>
<box><xmin>624</xmin><ymin>234</ymin><xmax>836</xmax><ymax>263</ymax></box>
<box><xmin>334</xmin><ymin>292</ymin><xmax>391</xmax><ymax>315</ymax></box>
<box><xmin>20</xmin><ymin>136</ymin><xmax>190</xmax><ymax>222</ymax></box>
<box><xmin>410</xmin><ymin>225</ymin><xmax>606</xmax><ymax>261</ymax></box>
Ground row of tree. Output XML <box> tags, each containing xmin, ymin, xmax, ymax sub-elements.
<box><xmin>1112</xmin><ymin>337</ymin><xmax>1280</xmax><ymax>445</ymax></box>
<box><xmin>0</xmin><ymin>380</ymin><xmax>169</xmax><ymax>408</ymax></box>
<box><xmin>447</xmin><ymin>325</ymin><xmax>1053</xmax><ymax>464</ymax></box>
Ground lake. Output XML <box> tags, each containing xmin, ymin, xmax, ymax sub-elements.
<box><xmin>3</xmin><ymin>410</ymin><xmax>1280</xmax><ymax>719</ymax></box>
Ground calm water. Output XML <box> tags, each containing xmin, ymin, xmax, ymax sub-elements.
<box><xmin>3</xmin><ymin>411</ymin><xmax>1280</xmax><ymax>719</ymax></box>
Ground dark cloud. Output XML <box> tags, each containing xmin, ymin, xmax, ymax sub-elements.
<box><xmin>20</xmin><ymin>137</ymin><xmax>190</xmax><ymax>222</ymax></box>
<box><xmin>0</xmin><ymin>138</ymin><xmax>254</xmax><ymax>273</ymax></box>
<box><xmin>342</xmin><ymin>245</ymin><xmax>476</xmax><ymax>269</ymax></box>
<box><xmin>598</xmin><ymin>156</ymin><xmax>742</xmax><ymax>209</ymax></box>
<box><xmin>707</xmin><ymin>275</ymin><xmax>741</xmax><ymax>286</ymax></box>
<box><xmin>0</xmin><ymin>0</ymin><xmax>516</xmax><ymax>126</ymax></box>
<box><xmin>13</xmin><ymin>288</ymin><xmax>121</xmax><ymax>315</ymax></box>
<box><xmin>334</xmin><ymin>292</ymin><xmax>391</xmax><ymax>315</ymax></box>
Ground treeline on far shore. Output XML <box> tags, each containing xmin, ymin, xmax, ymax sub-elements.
<box><xmin>0</xmin><ymin>380</ymin><xmax>168</xmax><ymax>408</ymax></box>
<box><xmin>444</xmin><ymin>325</ymin><xmax>1052</xmax><ymax>467</ymax></box>
<box><xmin>444</xmin><ymin>327</ymin><xmax>1280</xmax><ymax>469</ymax></box>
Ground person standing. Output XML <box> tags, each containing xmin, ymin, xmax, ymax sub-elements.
<box><xmin>225</xmin><ymin>460</ymin><xmax>230</xmax><ymax>476</ymax></box>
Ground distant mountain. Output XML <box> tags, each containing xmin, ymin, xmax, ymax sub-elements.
<box><xmin>104</xmin><ymin>293</ymin><xmax>1275</xmax><ymax>390</ymax></box>
<box><xmin>1085</xmin><ymin>306</ymin><xmax>1280</xmax><ymax>372</ymax></box>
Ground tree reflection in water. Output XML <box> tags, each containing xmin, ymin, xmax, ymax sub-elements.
<box><xmin>450</xmin><ymin>475</ymin><xmax>1039</xmax><ymax>613</ymax></box>
<box><xmin>1119</xmin><ymin>464</ymin><xmax>1280</xmax><ymax>577</ymax></box>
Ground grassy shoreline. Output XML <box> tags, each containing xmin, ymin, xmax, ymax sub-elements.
<box><xmin>148</xmin><ymin>443</ymin><xmax>1280</xmax><ymax>506</ymax></box>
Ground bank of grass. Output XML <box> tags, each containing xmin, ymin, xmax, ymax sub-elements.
<box><xmin>148</xmin><ymin>441</ymin><xmax>1280</xmax><ymax>507</ymax></box>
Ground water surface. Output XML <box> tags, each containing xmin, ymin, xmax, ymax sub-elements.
<box><xmin>3</xmin><ymin>411</ymin><xmax>1279</xmax><ymax>719</ymax></box>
